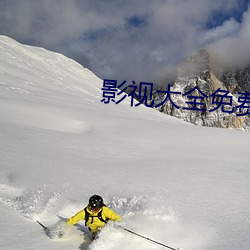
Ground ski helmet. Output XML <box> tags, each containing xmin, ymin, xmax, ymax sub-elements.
<box><xmin>89</xmin><ymin>195</ymin><xmax>104</xmax><ymax>210</ymax></box>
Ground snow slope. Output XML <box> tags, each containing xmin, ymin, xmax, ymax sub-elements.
<box><xmin>0</xmin><ymin>35</ymin><xmax>250</xmax><ymax>250</ymax></box>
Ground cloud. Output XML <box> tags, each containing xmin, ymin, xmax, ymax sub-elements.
<box><xmin>209</xmin><ymin>4</ymin><xmax>250</xmax><ymax>69</ymax></box>
<box><xmin>0</xmin><ymin>0</ymin><xmax>249</xmax><ymax>83</ymax></box>
<box><xmin>200</xmin><ymin>18</ymin><xmax>240</xmax><ymax>45</ymax></box>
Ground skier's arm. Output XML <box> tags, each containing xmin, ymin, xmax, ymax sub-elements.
<box><xmin>104</xmin><ymin>207</ymin><xmax>122</xmax><ymax>222</ymax></box>
<box><xmin>67</xmin><ymin>209</ymin><xmax>85</xmax><ymax>225</ymax></box>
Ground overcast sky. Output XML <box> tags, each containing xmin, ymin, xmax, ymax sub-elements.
<box><xmin>0</xmin><ymin>0</ymin><xmax>249</xmax><ymax>83</ymax></box>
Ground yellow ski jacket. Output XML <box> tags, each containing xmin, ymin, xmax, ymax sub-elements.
<box><xmin>67</xmin><ymin>206</ymin><xmax>121</xmax><ymax>233</ymax></box>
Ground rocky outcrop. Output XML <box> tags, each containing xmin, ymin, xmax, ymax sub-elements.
<box><xmin>217</xmin><ymin>66</ymin><xmax>250</xmax><ymax>93</ymax></box>
<box><xmin>154</xmin><ymin>49</ymin><xmax>250</xmax><ymax>130</ymax></box>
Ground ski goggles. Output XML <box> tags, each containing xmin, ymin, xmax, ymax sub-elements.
<box><xmin>89</xmin><ymin>205</ymin><xmax>101</xmax><ymax>212</ymax></box>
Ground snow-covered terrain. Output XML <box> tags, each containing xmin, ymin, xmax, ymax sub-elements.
<box><xmin>0</xmin><ymin>36</ymin><xmax>250</xmax><ymax>250</ymax></box>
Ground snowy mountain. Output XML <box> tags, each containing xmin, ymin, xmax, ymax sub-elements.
<box><xmin>217</xmin><ymin>65</ymin><xmax>250</xmax><ymax>93</ymax></box>
<box><xmin>0</xmin><ymin>36</ymin><xmax>250</xmax><ymax>250</ymax></box>
<box><xmin>154</xmin><ymin>49</ymin><xmax>250</xmax><ymax>130</ymax></box>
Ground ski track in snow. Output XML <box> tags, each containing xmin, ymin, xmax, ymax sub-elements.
<box><xmin>0</xmin><ymin>99</ymin><xmax>91</xmax><ymax>134</ymax></box>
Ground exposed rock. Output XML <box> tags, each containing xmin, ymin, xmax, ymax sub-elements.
<box><xmin>154</xmin><ymin>49</ymin><xmax>250</xmax><ymax>130</ymax></box>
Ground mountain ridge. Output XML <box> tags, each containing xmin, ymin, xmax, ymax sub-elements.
<box><xmin>154</xmin><ymin>48</ymin><xmax>250</xmax><ymax>130</ymax></box>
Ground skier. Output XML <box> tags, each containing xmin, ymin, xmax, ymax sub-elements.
<box><xmin>66</xmin><ymin>194</ymin><xmax>121</xmax><ymax>239</ymax></box>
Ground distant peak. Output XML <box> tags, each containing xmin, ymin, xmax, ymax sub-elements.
<box><xmin>177</xmin><ymin>48</ymin><xmax>211</xmax><ymax>78</ymax></box>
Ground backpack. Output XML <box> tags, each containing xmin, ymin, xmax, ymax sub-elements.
<box><xmin>84</xmin><ymin>206</ymin><xmax>109</xmax><ymax>226</ymax></box>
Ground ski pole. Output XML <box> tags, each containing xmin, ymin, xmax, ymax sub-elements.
<box><xmin>122</xmin><ymin>227</ymin><xmax>180</xmax><ymax>250</ymax></box>
<box><xmin>37</xmin><ymin>220</ymin><xmax>48</xmax><ymax>231</ymax></box>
